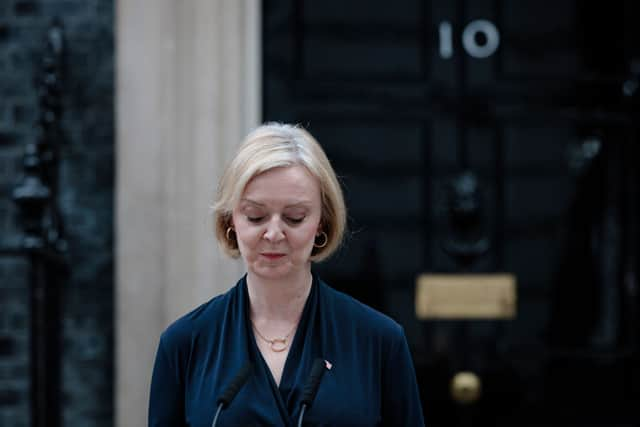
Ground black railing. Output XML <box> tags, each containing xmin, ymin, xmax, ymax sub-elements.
<box><xmin>1</xmin><ymin>19</ymin><xmax>67</xmax><ymax>427</ymax></box>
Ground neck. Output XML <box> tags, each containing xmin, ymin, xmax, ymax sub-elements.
<box><xmin>246</xmin><ymin>268</ymin><xmax>312</xmax><ymax>322</ymax></box>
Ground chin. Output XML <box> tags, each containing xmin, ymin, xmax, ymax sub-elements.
<box><xmin>252</xmin><ymin>264</ymin><xmax>293</xmax><ymax>280</ymax></box>
<box><xmin>252</xmin><ymin>259</ymin><xmax>309</xmax><ymax>280</ymax></box>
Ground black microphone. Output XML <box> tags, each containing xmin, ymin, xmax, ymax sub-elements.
<box><xmin>211</xmin><ymin>362</ymin><xmax>252</xmax><ymax>427</ymax></box>
<box><xmin>297</xmin><ymin>358</ymin><xmax>327</xmax><ymax>427</ymax></box>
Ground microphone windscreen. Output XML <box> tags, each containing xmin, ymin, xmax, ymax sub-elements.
<box><xmin>217</xmin><ymin>362</ymin><xmax>252</xmax><ymax>407</ymax></box>
<box><xmin>301</xmin><ymin>358</ymin><xmax>327</xmax><ymax>406</ymax></box>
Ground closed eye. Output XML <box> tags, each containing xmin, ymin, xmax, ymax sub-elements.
<box><xmin>247</xmin><ymin>216</ymin><xmax>265</xmax><ymax>223</ymax></box>
<box><xmin>286</xmin><ymin>216</ymin><xmax>305</xmax><ymax>224</ymax></box>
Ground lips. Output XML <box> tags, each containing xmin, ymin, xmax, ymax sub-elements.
<box><xmin>261</xmin><ymin>253</ymin><xmax>286</xmax><ymax>260</ymax></box>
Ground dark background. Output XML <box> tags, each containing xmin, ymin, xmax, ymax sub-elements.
<box><xmin>263</xmin><ymin>0</ymin><xmax>639</xmax><ymax>426</ymax></box>
<box><xmin>0</xmin><ymin>1</ymin><xmax>113</xmax><ymax>426</ymax></box>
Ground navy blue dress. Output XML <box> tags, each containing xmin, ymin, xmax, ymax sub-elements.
<box><xmin>149</xmin><ymin>274</ymin><xmax>425</xmax><ymax>426</ymax></box>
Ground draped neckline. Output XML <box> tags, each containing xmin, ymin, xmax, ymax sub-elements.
<box><xmin>240</xmin><ymin>272</ymin><xmax>321</xmax><ymax>422</ymax></box>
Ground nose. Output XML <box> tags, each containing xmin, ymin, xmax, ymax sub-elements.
<box><xmin>263</xmin><ymin>217</ymin><xmax>285</xmax><ymax>242</ymax></box>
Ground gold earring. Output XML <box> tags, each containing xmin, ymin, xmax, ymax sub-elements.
<box><xmin>225</xmin><ymin>227</ymin><xmax>235</xmax><ymax>241</ymax></box>
<box><xmin>314</xmin><ymin>231</ymin><xmax>328</xmax><ymax>248</ymax></box>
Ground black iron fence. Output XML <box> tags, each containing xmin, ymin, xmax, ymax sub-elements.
<box><xmin>0</xmin><ymin>20</ymin><xmax>67</xmax><ymax>427</ymax></box>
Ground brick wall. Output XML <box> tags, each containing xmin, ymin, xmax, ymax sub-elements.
<box><xmin>0</xmin><ymin>1</ymin><xmax>113</xmax><ymax>426</ymax></box>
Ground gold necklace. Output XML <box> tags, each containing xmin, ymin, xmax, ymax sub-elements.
<box><xmin>251</xmin><ymin>320</ymin><xmax>297</xmax><ymax>352</ymax></box>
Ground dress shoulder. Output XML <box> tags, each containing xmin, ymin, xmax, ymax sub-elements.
<box><xmin>159</xmin><ymin>285</ymin><xmax>235</xmax><ymax>351</ymax></box>
<box><xmin>318</xmin><ymin>278</ymin><xmax>404</xmax><ymax>340</ymax></box>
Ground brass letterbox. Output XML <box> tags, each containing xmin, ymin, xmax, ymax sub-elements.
<box><xmin>415</xmin><ymin>274</ymin><xmax>516</xmax><ymax>319</ymax></box>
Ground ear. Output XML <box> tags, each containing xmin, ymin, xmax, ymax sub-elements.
<box><xmin>225</xmin><ymin>213</ymin><xmax>236</xmax><ymax>230</ymax></box>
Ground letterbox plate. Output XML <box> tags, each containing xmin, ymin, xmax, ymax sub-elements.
<box><xmin>415</xmin><ymin>274</ymin><xmax>516</xmax><ymax>319</ymax></box>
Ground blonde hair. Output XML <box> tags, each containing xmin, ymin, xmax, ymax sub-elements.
<box><xmin>213</xmin><ymin>122</ymin><xmax>346</xmax><ymax>262</ymax></box>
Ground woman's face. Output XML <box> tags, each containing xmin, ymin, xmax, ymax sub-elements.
<box><xmin>232</xmin><ymin>165</ymin><xmax>322</xmax><ymax>281</ymax></box>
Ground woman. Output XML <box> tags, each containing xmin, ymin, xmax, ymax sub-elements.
<box><xmin>149</xmin><ymin>123</ymin><xmax>425</xmax><ymax>426</ymax></box>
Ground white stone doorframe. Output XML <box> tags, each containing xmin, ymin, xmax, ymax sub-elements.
<box><xmin>115</xmin><ymin>1</ymin><xmax>260</xmax><ymax>426</ymax></box>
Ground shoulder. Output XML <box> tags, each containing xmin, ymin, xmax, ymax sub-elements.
<box><xmin>317</xmin><ymin>278</ymin><xmax>404</xmax><ymax>342</ymax></box>
<box><xmin>159</xmin><ymin>281</ymin><xmax>239</xmax><ymax>352</ymax></box>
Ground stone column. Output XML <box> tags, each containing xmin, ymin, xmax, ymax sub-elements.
<box><xmin>115</xmin><ymin>1</ymin><xmax>260</xmax><ymax>425</ymax></box>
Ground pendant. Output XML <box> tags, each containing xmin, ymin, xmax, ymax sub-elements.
<box><xmin>270</xmin><ymin>338</ymin><xmax>288</xmax><ymax>352</ymax></box>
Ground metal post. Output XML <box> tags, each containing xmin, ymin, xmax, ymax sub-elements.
<box><xmin>11</xmin><ymin>19</ymin><xmax>66</xmax><ymax>427</ymax></box>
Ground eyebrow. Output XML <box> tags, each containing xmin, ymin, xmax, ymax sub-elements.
<box><xmin>240</xmin><ymin>199</ymin><xmax>266</xmax><ymax>207</ymax></box>
<box><xmin>240</xmin><ymin>198</ymin><xmax>312</xmax><ymax>208</ymax></box>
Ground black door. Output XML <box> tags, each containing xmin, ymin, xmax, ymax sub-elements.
<box><xmin>263</xmin><ymin>1</ymin><xmax>640</xmax><ymax>425</ymax></box>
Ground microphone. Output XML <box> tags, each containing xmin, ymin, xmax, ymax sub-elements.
<box><xmin>211</xmin><ymin>362</ymin><xmax>252</xmax><ymax>427</ymax></box>
<box><xmin>297</xmin><ymin>358</ymin><xmax>327</xmax><ymax>427</ymax></box>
